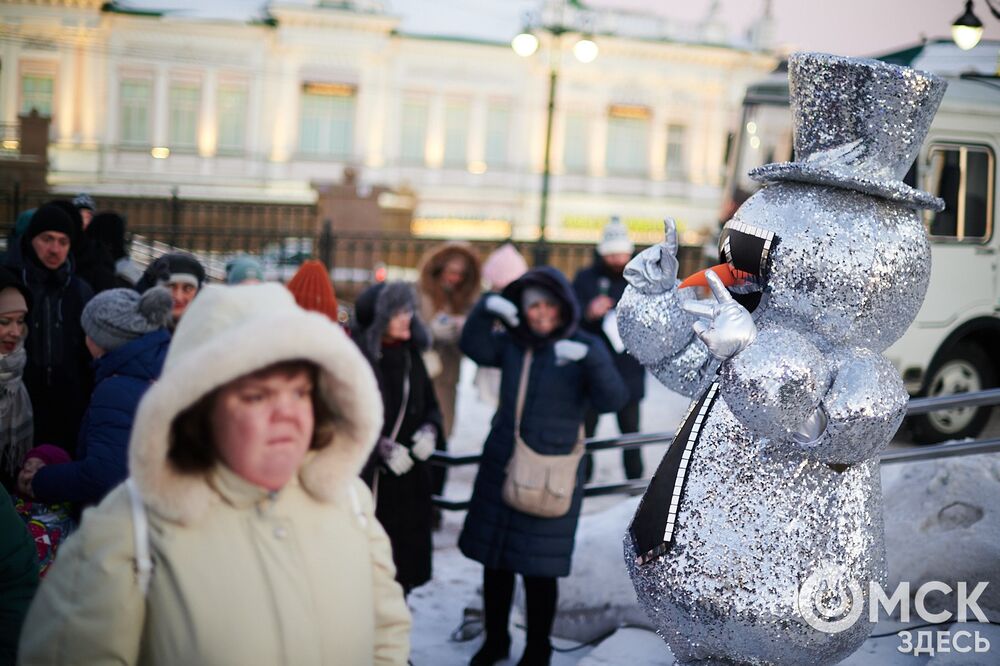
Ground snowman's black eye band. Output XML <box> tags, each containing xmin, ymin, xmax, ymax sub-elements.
<box><xmin>719</xmin><ymin>221</ymin><xmax>779</xmax><ymax>280</ymax></box>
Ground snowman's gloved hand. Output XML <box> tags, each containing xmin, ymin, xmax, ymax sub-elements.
<box><xmin>791</xmin><ymin>404</ymin><xmax>829</xmax><ymax>444</ymax></box>
<box><xmin>624</xmin><ymin>218</ymin><xmax>680</xmax><ymax>294</ymax></box>
<box><xmin>681</xmin><ymin>269</ymin><xmax>757</xmax><ymax>361</ymax></box>
<box><xmin>410</xmin><ymin>424</ymin><xmax>437</xmax><ymax>461</ymax></box>
<box><xmin>485</xmin><ymin>295</ymin><xmax>520</xmax><ymax>328</ymax></box>
<box><xmin>554</xmin><ymin>339</ymin><xmax>589</xmax><ymax>365</ymax></box>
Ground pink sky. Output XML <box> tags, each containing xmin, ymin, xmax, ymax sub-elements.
<box><xmin>591</xmin><ymin>0</ymin><xmax>1000</xmax><ymax>55</ymax></box>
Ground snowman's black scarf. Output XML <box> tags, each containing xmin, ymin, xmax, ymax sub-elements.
<box><xmin>630</xmin><ymin>381</ymin><xmax>720</xmax><ymax>565</ymax></box>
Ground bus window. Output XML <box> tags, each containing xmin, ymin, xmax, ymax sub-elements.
<box><xmin>924</xmin><ymin>144</ymin><xmax>994</xmax><ymax>243</ymax></box>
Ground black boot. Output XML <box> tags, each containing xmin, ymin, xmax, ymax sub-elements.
<box><xmin>516</xmin><ymin>640</ymin><xmax>551</xmax><ymax>666</ymax></box>
<box><xmin>470</xmin><ymin>568</ymin><xmax>515</xmax><ymax>666</ymax></box>
<box><xmin>520</xmin><ymin>576</ymin><xmax>557</xmax><ymax>666</ymax></box>
<box><xmin>470</xmin><ymin>635</ymin><xmax>511</xmax><ymax>666</ymax></box>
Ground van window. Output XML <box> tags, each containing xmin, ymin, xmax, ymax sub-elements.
<box><xmin>923</xmin><ymin>144</ymin><xmax>994</xmax><ymax>242</ymax></box>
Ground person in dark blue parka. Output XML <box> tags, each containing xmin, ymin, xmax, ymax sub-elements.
<box><xmin>458</xmin><ymin>266</ymin><xmax>628</xmax><ymax>666</ymax></box>
<box><xmin>572</xmin><ymin>218</ymin><xmax>647</xmax><ymax>481</ymax></box>
<box><xmin>25</xmin><ymin>288</ymin><xmax>172</xmax><ymax>512</ymax></box>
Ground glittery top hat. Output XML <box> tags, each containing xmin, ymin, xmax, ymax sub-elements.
<box><xmin>749</xmin><ymin>52</ymin><xmax>947</xmax><ymax>211</ymax></box>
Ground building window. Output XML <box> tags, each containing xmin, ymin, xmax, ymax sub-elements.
<box><xmin>665</xmin><ymin>123</ymin><xmax>688</xmax><ymax>181</ymax></box>
<box><xmin>925</xmin><ymin>143</ymin><xmax>994</xmax><ymax>242</ymax></box>
<box><xmin>217</xmin><ymin>84</ymin><xmax>247</xmax><ymax>154</ymax></box>
<box><xmin>298</xmin><ymin>82</ymin><xmax>356</xmax><ymax>159</ymax></box>
<box><xmin>485</xmin><ymin>104</ymin><xmax>511</xmax><ymax>168</ymax></box>
<box><xmin>120</xmin><ymin>79</ymin><xmax>152</xmax><ymax>147</ymax></box>
<box><xmin>443</xmin><ymin>100</ymin><xmax>469</xmax><ymax>167</ymax></box>
<box><xmin>606</xmin><ymin>105</ymin><xmax>650</xmax><ymax>177</ymax></box>
<box><xmin>563</xmin><ymin>112</ymin><xmax>588</xmax><ymax>174</ymax></box>
<box><xmin>169</xmin><ymin>82</ymin><xmax>200</xmax><ymax>151</ymax></box>
<box><xmin>399</xmin><ymin>98</ymin><xmax>428</xmax><ymax>165</ymax></box>
<box><xmin>20</xmin><ymin>74</ymin><xmax>54</xmax><ymax>116</ymax></box>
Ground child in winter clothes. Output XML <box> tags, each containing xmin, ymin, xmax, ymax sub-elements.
<box><xmin>13</xmin><ymin>445</ymin><xmax>75</xmax><ymax>576</ymax></box>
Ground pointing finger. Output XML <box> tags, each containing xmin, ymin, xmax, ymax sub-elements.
<box><xmin>705</xmin><ymin>269</ymin><xmax>734</xmax><ymax>303</ymax></box>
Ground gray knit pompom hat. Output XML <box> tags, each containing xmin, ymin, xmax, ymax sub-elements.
<box><xmin>81</xmin><ymin>287</ymin><xmax>173</xmax><ymax>352</ymax></box>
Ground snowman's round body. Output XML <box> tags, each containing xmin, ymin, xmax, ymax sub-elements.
<box><xmin>619</xmin><ymin>181</ymin><xmax>930</xmax><ymax>665</ymax></box>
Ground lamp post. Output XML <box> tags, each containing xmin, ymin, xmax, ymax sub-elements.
<box><xmin>513</xmin><ymin>16</ymin><xmax>597</xmax><ymax>265</ymax></box>
<box><xmin>951</xmin><ymin>0</ymin><xmax>999</xmax><ymax>50</ymax></box>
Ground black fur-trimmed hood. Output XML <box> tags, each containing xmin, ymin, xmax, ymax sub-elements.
<box><xmin>352</xmin><ymin>281</ymin><xmax>431</xmax><ymax>365</ymax></box>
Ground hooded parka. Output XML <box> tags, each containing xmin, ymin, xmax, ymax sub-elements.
<box><xmin>18</xmin><ymin>284</ymin><xmax>411</xmax><ymax>665</ymax></box>
<box><xmin>457</xmin><ymin>267</ymin><xmax>628</xmax><ymax>577</ymax></box>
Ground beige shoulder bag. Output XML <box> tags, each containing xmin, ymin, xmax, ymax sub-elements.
<box><xmin>501</xmin><ymin>348</ymin><xmax>585</xmax><ymax>518</ymax></box>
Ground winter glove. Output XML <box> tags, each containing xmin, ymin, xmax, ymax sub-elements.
<box><xmin>681</xmin><ymin>268</ymin><xmax>757</xmax><ymax>361</ymax></box>
<box><xmin>554</xmin><ymin>339</ymin><xmax>589</xmax><ymax>365</ymax></box>
<box><xmin>378</xmin><ymin>437</ymin><xmax>414</xmax><ymax>476</ymax></box>
<box><xmin>485</xmin><ymin>295</ymin><xmax>520</xmax><ymax>328</ymax></box>
<box><xmin>411</xmin><ymin>424</ymin><xmax>437</xmax><ymax>461</ymax></box>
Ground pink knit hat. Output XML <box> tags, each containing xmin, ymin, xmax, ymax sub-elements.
<box><xmin>23</xmin><ymin>444</ymin><xmax>71</xmax><ymax>467</ymax></box>
<box><xmin>482</xmin><ymin>243</ymin><xmax>528</xmax><ymax>291</ymax></box>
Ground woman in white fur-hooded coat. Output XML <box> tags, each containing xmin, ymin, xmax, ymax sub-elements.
<box><xmin>18</xmin><ymin>283</ymin><xmax>411</xmax><ymax>666</ymax></box>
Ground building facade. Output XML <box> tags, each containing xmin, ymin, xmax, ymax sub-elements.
<box><xmin>0</xmin><ymin>0</ymin><xmax>776</xmax><ymax>242</ymax></box>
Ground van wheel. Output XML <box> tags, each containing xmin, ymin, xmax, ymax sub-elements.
<box><xmin>910</xmin><ymin>343</ymin><xmax>995</xmax><ymax>444</ymax></box>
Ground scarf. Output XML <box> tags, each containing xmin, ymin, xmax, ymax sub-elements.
<box><xmin>0</xmin><ymin>343</ymin><xmax>34</xmax><ymax>477</ymax></box>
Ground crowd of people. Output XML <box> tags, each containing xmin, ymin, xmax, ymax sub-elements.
<box><xmin>0</xmin><ymin>198</ymin><xmax>646</xmax><ymax>666</ymax></box>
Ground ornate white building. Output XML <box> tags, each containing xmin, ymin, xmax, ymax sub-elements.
<box><xmin>0</xmin><ymin>0</ymin><xmax>776</xmax><ymax>241</ymax></box>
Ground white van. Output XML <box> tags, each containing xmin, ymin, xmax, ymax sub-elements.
<box><xmin>722</xmin><ymin>39</ymin><xmax>1000</xmax><ymax>443</ymax></box>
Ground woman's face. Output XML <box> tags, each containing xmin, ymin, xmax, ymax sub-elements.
<box><xmin>383</xmin><ymin>309</ymin><xmax>413</xmax><ymax>343</ymax></box>
<box><xmin>0</xmin><ymin>306</ymin><xmax>27</xmax><ymax>355</ymax></box>
<box><xmin>526</xmin><ymin>300</ymin><xmax>561</xmax><ymax>337</ymax></box>
<box><xmin>211</xmin><ymin>366</ymin><xmax>315</xmax><ymax>491</ymax></box>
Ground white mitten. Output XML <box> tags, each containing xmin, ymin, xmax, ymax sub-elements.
<box><xmin>410</xmin><ymin>424</ymin><xmax>437</xmax><ymax>461</ymax></box>
<box><xmin>485</xmin><ymin>295</ymin><xmax>520</xmax><ymax>327</ymax></box>
<box><xmin>554</xmin><ymin>339</ymin><xmax>588</xmax><ymax>365</ymax></box>
<box><xmin>378</xmin><ymin>437</ymin><xmax>414</xmax><ymax>476</ymax></box>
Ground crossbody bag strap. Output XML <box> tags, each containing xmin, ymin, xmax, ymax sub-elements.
<box><xmin>514</xmin><ymin>349</ymin><xmax>533</xmax><ymax>441</ymax></box>
<box><xmin>375</xmin><ymin>353</ymin><xmax>412</xmax><ymax>505</ymax></box>
<box><xmin>126</xmin><ymin>478</ymin><xmax>154</xmax><ymax>596</ymax></box>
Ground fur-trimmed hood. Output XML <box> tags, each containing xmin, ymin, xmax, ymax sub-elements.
<box><xmin>128</xmin><ymin>283</ymin><xmax>383</xmax><ymax>525</ymax></box>
<box><xmin>352</xmin><ymin>281</ymin><xmax>430</xmax><ymax>366</ymax></box>
<box><xmin>417</xmin><ymin>242</ymin><xmax>482</xmax><ymax>315</ymax></box>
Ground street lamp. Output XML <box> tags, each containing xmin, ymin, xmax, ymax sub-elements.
<box><xmin>951</xmin><ymin>0</ymin><xmax>998</xmax><ymax>50</ymax></box>
<box><xmin>513</xmin><ymin>14</ymin><xmax>598</xmax><ymax>265</ymax></box>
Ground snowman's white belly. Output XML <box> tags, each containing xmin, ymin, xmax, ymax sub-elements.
<box><xmin>626</xmin><ymin>397</ymin><xmax>886</xmax><ymax>665</ymax></box>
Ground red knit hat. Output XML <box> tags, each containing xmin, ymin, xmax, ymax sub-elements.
<box><xmin>286</xmin><ymin>260</ymin><xmax>339</xmax><ymax>323</ymax></box>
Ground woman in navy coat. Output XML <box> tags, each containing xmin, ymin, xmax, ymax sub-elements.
<box><xmin>458</xmin><ymin>266</ymin><xmax>627</xmax><ymax>666</ymax></box>
<box><xmin>26</xmin><ymin>288</ymin><xmax>171</xmax><ymax>513</ymax></box>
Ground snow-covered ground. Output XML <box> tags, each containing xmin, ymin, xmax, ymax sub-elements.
<box><xmin>407</xmin><ymin>360</ymin><xmax>1000</xmax><ymax>665</ymax></box>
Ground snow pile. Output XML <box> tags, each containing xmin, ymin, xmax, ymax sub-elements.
<box><xmin>882</xmin><ymin>453</ymin><xmax>1000</xmax><ymax>621</ymax></box>
<box><xmin>552</xmin><ymin>497</ymin><xmax>653</xmax><ymax>642</ymax></box>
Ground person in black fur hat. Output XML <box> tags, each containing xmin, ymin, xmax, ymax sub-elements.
<box><xmin>353</xmin><ymin>281</ymin><xmax>444</xmax><ymax>595</ymax></box>
<box><xmin>136</xmin><ymin>252</ymin><xmax>206</xmax><ymax>326</ymax></box>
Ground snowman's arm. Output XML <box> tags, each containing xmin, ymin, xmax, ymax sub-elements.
<box><xmin>617</xmin><ymin>283</ymin><xmax>718</xmax><ymax>398</ymax></box>
<box><xmin>718</xmin><ymin>327</ymin><xmax>833</xmax><ymax>442</ymax></box>
<box><xmin>788</xmin><ymin>349</ymin><xmax>908</xmax><ymax>465</ymax></box>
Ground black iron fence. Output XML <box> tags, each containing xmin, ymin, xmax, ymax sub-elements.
<box><xmin>430</xmin><ymin>388</ymin><xmax>1000</xmax><ymax>511</ymax></box>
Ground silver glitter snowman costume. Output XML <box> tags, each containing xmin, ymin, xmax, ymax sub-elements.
<box><xmin>619</xmin><ymin>53</ymin><xmax>946</xmax><ymax>665</ymax></box>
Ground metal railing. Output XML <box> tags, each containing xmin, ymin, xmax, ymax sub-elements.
<box><xmin>431</xmin><ymin>388</ymin><xmax>1000</xmax><ymax>510</ymax></box>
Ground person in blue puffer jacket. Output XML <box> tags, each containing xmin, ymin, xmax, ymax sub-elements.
<box><xmin>24</xmin><ymin>288</ymin><xmax>172</xmax><ymax>513</ymax></box>
<box><xmin>458</xmin><ymin>266</ymin><xmax>628</xmax><ymax>666</ymax></box>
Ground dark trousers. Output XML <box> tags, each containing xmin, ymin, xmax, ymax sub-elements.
<box><xmin>582</xmin><ymin>399</ymin><xmax>642</xmax><ymax>482</ymax></box>
<box><xmin>481</xmin><ymin>567</ymin><xmax>557</xmax><ymax>664</ymax></box>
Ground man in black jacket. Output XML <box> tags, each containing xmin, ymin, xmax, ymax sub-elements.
<box><xmin>7</xmin><ymin>203</ymin><xmax>94</xmax><ymax>453</ymax></box>
<box><xmin>572</xmin><ymin>217</ymin><xmax>646</xmax><ymax>481</ymax></box>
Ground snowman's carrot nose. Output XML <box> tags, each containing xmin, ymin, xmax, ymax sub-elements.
<box><xmin>679</xmin><ymin>262</ymin><xmax>737</xmax><ymax>290</ymax></box>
